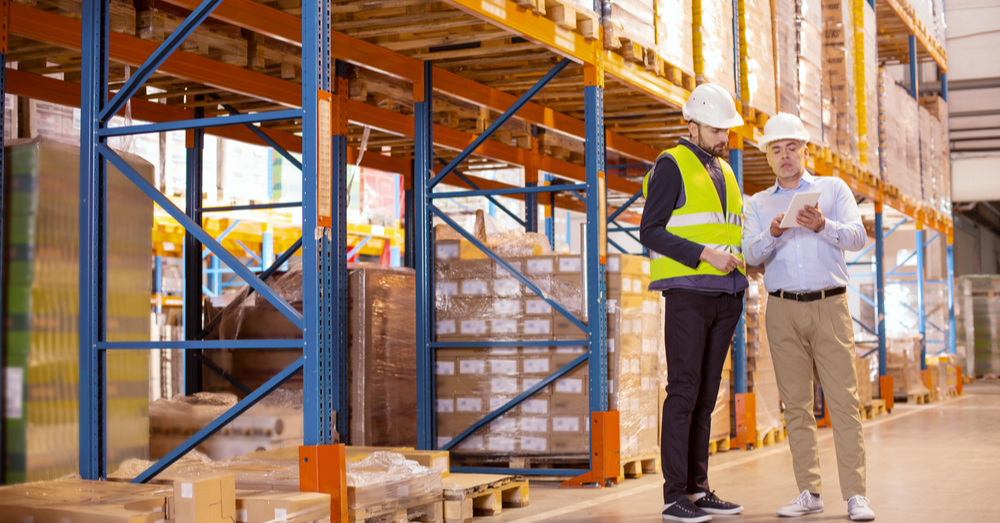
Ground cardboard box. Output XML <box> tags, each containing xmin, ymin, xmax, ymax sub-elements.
<box><xmin>525</xmin><ymin>256</ymin><xmax>557</xmax><ymax>274</ymax></box>
<box><xmin>556</xmin><ymin>255</ymin><xmax>583</xmax><ymax>273</ymax></box>
<box><xmin>173</xmin><ymin>473</ymin><xmax>236</xmax><ymax>523</ymax></box>
<box><xmin>441</xmin><ymin>259</ymin><xmax>494</xmax><ymax>280</ymax></box>
<box><xmin>240</xmin><ymin>492</ymin><xmax>330</xmax><ymax>523</ymax></box>
<box><xmin>553</xmin><ymin>313</ymin><xmax>587</xmax><ymax>337</ymax></box>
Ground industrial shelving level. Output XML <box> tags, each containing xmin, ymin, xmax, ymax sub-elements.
<box><xmin>0</xmin><ymin>0</ymin><xmax>954</xmax><ymax>485</ymax></box>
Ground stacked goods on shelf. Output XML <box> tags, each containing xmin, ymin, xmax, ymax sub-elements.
<box><xmin>919</xmin><ymin>105</ymin><xmax>935</xmax><ymax>208</ymax></box>
<box><xmin>771</xmin><ymin>0</ymin><xmax>799</xmax><ymax>115</ymax></box>
<box><xmin>202</xmin><ymin>264</ymin><xmax>417</xmax><ymax>448</ymax></box>
<box><xmin>113</xmin><ymin>449</ymin><xmax>436</xmax><ymax>522</ymax></box>
<box><xmin>855</xmin><ymin>354</ymin><xmax>874</xmax><ymax>408</ymax></box>
<box><xmin>693</xmin><ymin>0</ymin><xmax>737</xmax><ymax>97</ymax></box>
<box><xmin>920</xmin><ymin>96</ymin><xmax>952</xmax><ymax>215</ymax></box>
<box><xmin>887</xmin><ymin>338</ymin><xmax>931</xmax><ymax>399</ymax></box>
<box><xmin>880</xmin><ymin>70</ymin><xmax>922</xmax><ymax>203</ymax></box>
<box><xmin>149</xmin><ymin>391</ymin><xmax>304</xmax><ymax>462</ymax></box>
<box><xmin>862</xmin><ymin>2</ymin><xmax>879</xmax><ymax>176</ymax></box>
<box><xmin>797</xmin><ymin>0</ymin><xmax>825</xmax><ymax>144</ymax></box>
<box><xmin>822</xmin><ymin>0</ymin><xmax>859</xmax><ymax>164</ymax></box>
<box><xmin>739</xmin><ymin>0</ymin><xmax>777</xmax><ymax>119</ymax></box>
<box><xmin>956</xmin><ymin>276</ymin><xmax>1000</xmax><ymax>378</ymax></box>
<box><xmin>744</xmin><ymin>274</ymin><xmax>783</xmax><ymax>439</ymax></box>
<box><xmin>2</xmin><ymin>138</ymin><xmax>152</xmax><ymax>484</ymax></box>
<box><xmin>606</xmin><ymin>254</ymin><xmax>663</xmax><ymax>461</ymax></box>
<box><xmin>654</xmin><ymin>0</ymin><xmax>696</xmax><ymax>77</ymax></box>
<box><xmin>603</xmin><ymin>0</ymin><xmax>658</xmax><ymax>65</ymax></box>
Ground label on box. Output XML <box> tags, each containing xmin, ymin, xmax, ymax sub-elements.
<box><xmin>640</xmin><ymin>415</ymin><xmax>649</xmax><ymax>430</ymax></box>
<box><xmin>437</xmin><ymin>399</ymin><xmax>455</xmax><ymax>413</ymax></box>
<box><xmin>523</xmin><ymin>358</ymin><xmax>550</xmax><ymax>373</ymax></box>
<box><xmin>490</xmin><ymin>418</ymin><xmax>517</xmax><ymax>432</ymax></box>
<box><xmin>436</xmin><ymin>361</ymin><xmax>456</xmax><ymax>375</ymax></box>
<box><xmin>436</xmin><ymin>281</ymin><xmax>459</xmax><ymax>296</ymax></box>
<box><xmin>458</xmin><ymin>435</ymin><xmax>485</xmax><ymax>451</ymax></box>
<box><xmin>630</xmin><ymin>398</ymin><xmax>639</xmax><ymax>412</ymax></box>
<box><xmin>608</xmin><ymin>339</ymin><xmax>616</xmax><ymax>353</ymax></box>
<box><xmin>461</xmin><ymin>280</ymin><xmax>489</xmax><ymax>295</ymax></box>
<box><xmin>559</xmin><ymin>257</ymin><xmax>582</xmax><ymax>272</ymax></box>
<box><xmin>557</xmin><ymin>346</ymin><xmax>586</xmax><ymax>354</ymax></box>
<box><xmin>631</xmin><ymin>359</ymin><xmax>640</xmax><ymax>373</ymax></box>
<box><xmin>642</xmin><ymin>260</ymin><xmax>651</xmax><ymax>274</ymax></box>
<box><xmin>5</xmin><ymin>367</ymin><xmax>23</xmax><ymax>419</ymax></box>
<box><xmin>642</xmin><ymin>339</ymin><xmax>652</xmax><ymax>353</ymax></box>
<box><xmin>459</xmin><ymin>359</ymin><xmax>486</xmax><ymax>374</ymax></box>
<box><xmin>525</xmin><ymin>299</ymin><xmax>553</xmax><ymax>314</ymax></box>
<box><xmin>521</xmin><ymin>417</ymin><xmax>548</xmax><ymax>432</ymax></box>
<box><xmin>633</xmin><ymin>279</ymin><xmax>644</xmax><ymax>293</ymax></box>
<box><xmin>641</xmin><ymin>377</ymin><xmax>650</xmax><ymax>391</ymax></box>
<box><xmin>649</xmin><ymin>414</ymin><xmax>658</xmax><ymax>429</ymax></box>
<box><xmin>522</xmin><ymin>399</ymin><xmax>549</xmax><ymax>414</ymax></box>
<box><xmin>275</xmin><ymin>508</ymin><xmax>288</xmax><ymax>521</ymax></box>
<box><xmin>492</xmin><ymin>319</ymin><xmax>518</xmax><ymax>334</ymax></box>
<box><xmin>461</xmin><ymin>320</ymin><xmax>488</xmax><ymax>334</ymax></box>
<box><xmin>490</xmin><ymin>396</ymin><xmax>512</xmax><ymax>410</ymax></box>
<box><xmin>622</xmin><ymin>320</ymin><xmax>631</xmax><ymax>336</ymax></box>
<box><xmin>494</xmin><ymin>299</ymin><xmax>521</xmax><ymax>316</ymax></box>
<box><xmin>490</xmin><ymin>347</ymin><xmax>518</xmax><ymax>355</ymax></box>
<box><xmin>436</xmin><ymin>320</ymin><xmax>457</xmax><ymax>335</ymax></box>
<box><xmin>237</xmin><ymin>509</ymin><xmax>248</xmax><ymax>522</ymax></box>
<box><xmin>527</xmin><ymin>258</ymin><xmax>554</xmax><ymax>273</ymax></box>
<box><xmin>632</xmin><ymin>319</ymin><xmax>642</xmax><ymax>334</ymax></box>
<box><xmin>524</xmin><ymin>319</ymin><xmax>551</xmax><ymax>334</ymax></box>
<box><xmin>553</xmin><ymin>417</ymin><xmax>581</xmax><ymax>432</ymax></box>
<box><xmin>489</xmin><ymin>437</ymin><xmax>517</xmax><ymax>452</ymax></box>
<box><xmin>457</xmin><ymin>397</ymin><xmax>483</xmax><ymax>412</ymax></box>
<box><xmin>622</xmin><ymin>277</ymin><xmax>633</xmax><ymax>293</ymax></box>
<box><xmin>555</xmin><ymin>378</ymin><xmax>584</xmax><ymax>394</ymax></box>
<box><xmin>437</xmin><ymin>243</ymin><xmax>460</xmax><ymax>260</ymax></box>
<box><xmin>607</xmin><ymin>299</ymin><xmax>618</xmax><ymax>312</ymax></box>
<box><xmin>492</xmin><ymin>377</ymin><xmax>518</xmax><ymax>394</ymax></box>
<box><xmin>523</xmin><ymin>378</ymin><xmax>542</xmax><ymax>391</ymax></box>
<box><xmin>181</xmin><ymin>482</ymin><xmax>193</xmax><ymax>499</ymax></box>
<box><xmin>608</xmin><ymin>256</ymin><xmax>621</xmax><ymax>272</ymax></box>
<box><xmin>438</xmin><ymin>436</ymin><xmax>452</xmax><ymax>448</ymax></box>
<box><xmin>523</xmin><ymin>347</ymin><xmax>549</xmax><ymax>354</ymax></box>
<box><xmin>609</xmin><ymin>379</ymin><xmax>615</xmax><ymax>393</ymax></box>
<box><xmin>494</xmin><ymin>279</ymin><xmax>521</xmax><ymax>295</ymax></box>
<box><xmin>491</xmin><ymin>359</ymin><xmax>518</xmax><ymax>374</ymax></box>
<box><xmin>521</xmin><ymin>436</ymin><xmax>548</xmax><ymax>452</ymax></box>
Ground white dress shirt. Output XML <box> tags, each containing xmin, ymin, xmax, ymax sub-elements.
<box><xmin>742</xmin><ymin>172</ymin><xmax>867</xmax><ymax>293</ymax></box>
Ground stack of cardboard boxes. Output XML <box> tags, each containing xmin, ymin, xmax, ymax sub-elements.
<box><xmin>822</xmin><ymin>0</ymin><xmax>860</xmax><ymax>164</ymax></box>
<box><xmin>798</xmin><ymin>0</ymin><xmax>825</xmax><ymax>144</ymax></box>
<box><xmin>740</xmin><ymin>0</ymin><xmax>778</xmax><ymax>116</ymax></box>
<box><xmin>693</xmin><ymin>0</ymin><xmax>737</xmax><ymax>97</ymax></box>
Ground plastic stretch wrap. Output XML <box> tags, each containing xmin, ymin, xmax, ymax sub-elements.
<box><xmin>347</xmin><ymin>452</ymin><xmax>442</xmax><ymax>511</ymax></box>
<box><xmin>740</xmin><ymin>0</ymin><xmax>777</xmax><ymax>115</ymax></box>
<box><xmin>887</xmin><ymin>338</ymin><xmax>931</xmax><ymax>398</ymax></box>
<box><xmin>112</xmin><ymin>450</ymin><xmax>301</xmax><ymax>491</ymax></box>
<box><xmin>798</xmin><ymin>0</ymin><xmax>825</xmax><ymax>144</ymax></box>
<box><xmin>881</xmin><ymin>72</ymin><xmax>922</xmax><ymax>201</ymax></box>
<box><xmin>0</xmin><ymin>478</ymin><xmax>177</xmax><ymax>523</ymax></box>
<box><xmin>919</xmin><ymin>106</ymin><xmax>934</xmax><ymax>204</ymax></box>
<box><xmin>772</xmin><ymin>0</ymin><xmax>799</xmax><ymax>115</ymax></box>
<box><xmin>750</xmin><ymin>275</ymin><xmax>783</xmax><ymax>438</ymax></box>
<box><xmin>918</xmin><ymin>98</ymin><xmax>950</xmax><ymax>214</ymax></box>
<box><xmin>603</xmin><ymin>0</ymin><xmax>657</xmax><ymax>51</ymax></box>
<box><xmin>710</xmin><ymin>380</ymin><xmax>731</xmax><ymax>442</ymax></box>
<box><xmin>349</xmin><ymin>264</ymin><xmax>418</xmax><ymax>448</ymax></box>
<box><xmin>822</xmin><ymin>0</ymin><xmax>858</xmax><ymax>163</ymax></box>
<box><xmin>693</xmin><ymin>0</ymin><xmax>736</xmax><ymax>97</ymax></box>
<box><xmin>863</xmin><ymin>2</ymin><xmax>879</xmax><ymax>176</ymax></box>
<box><xmin>148</xmin><ymin>390</ymin><xmax>304</xmax><ymax>461</ymax></box>
<box><xmin>957</xmin><ymin>276</ymin><xmax>1000</xmax><ymax>377</ymax></box>
<box><xmin>655</xmin><ymin>0</ymin><xmax>695</xmax><ymax>76</ymax></box>
<box><xmin>2</xmin><ymin>137</ymin><xmax>151</xmax><ymax>484</ymax></box>
<box><xmin>854</xmin><ymin>353</ymin><xmax>875</xmax><ymax>408</ymax></box>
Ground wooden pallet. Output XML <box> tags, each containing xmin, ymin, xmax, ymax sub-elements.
<box><xmin>620</xmin><ymin>454</ymin><xmax>660</xmax><ymax>479</ymax></box>
<box><xmin>349</xmin><ymin>494</ymin><xmax>444</xmax><ymax>523</ymax></box>
<box><xmin>603</xmin><ymin>24</ymin><xmax>657</xmax><ymax>71</ymax></box>
<box><xmin>859</xmin><ymin>398</ymin><xmax>887</xmax><ymax>420</ymax></box>
<box><xmin>896</xmin><ymin>392</ymin><xmax>931</xmax><ymax>405</ymax></box>
<box><xmin>442</xmin><ymin>474</ymin><xmax>529</xmax><ymax>523</ymax></box>
<box><xmin>512</xmin><ymin>0</ymin><xmax>600</xmax><ymax>40</ymax></box>
<box><xmin>708</xmin><ymin>436</ymin><xmax>731</xmax><ymax>455</ymax></box>
<box><xmin>655</xmin><ymin>56</ymin><xmax>697</xmax><ymax>90</ymax></box>
<box><xmin>754</xmin><ymin>427</ymin><xmax>785</xmax><ymax>449</ymax></box>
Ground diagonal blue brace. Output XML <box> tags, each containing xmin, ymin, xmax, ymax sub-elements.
<box><xmin>203</xmin><ymin>202</ymin><xmax>302</xmax><ymax>213</ymax></box>
<box><xmin>610</xmin><ymin>221</ymin><xmax>641</xmax><ymax>244</ymax></box>
<box><xmin>101</xmin><ymin>145</ymin><xmax>303</xmax><ymax>328</ymax></box>
<box><xmin>202</xmin><ymin>219</ymin><xmax>241</xmax><ymax>259</ymax></box>
<box><xmin>131</xmin><ymin>357</ymin><xmax>305</xmax><ymax>483</ymax></box>
<box><xmin>102</xmin><ymin>0</ymin><xmax>226</xmax><ymax>122</ymax></box>
<box><xmin>852</xmin><ymin>316</ymin><xmax>878</xmax><ymax>337</ymax></box>
<box><xmin>851</xmin><ymin>218</ymin><xmax>906</xmax><ymax>264</ymax></box>
<box><xmin>608</xmin><ymin>237</ymin><xmax>630</xmax><ymax>254</ymax></box>
<box><xmin>431</xmin><ymin>184</ymin><xmax>586</xmax><ymax>199</ymax></box>
<box><xmin>923</xmin><ymin>232</ymin><xmax>940</xmax><ymax>248</ymax></box>
<box><xmin>847</xmin><ymin>284</ymin><xmax>877</xmax><ymax>308</ymax></box>
<box><xmin>347</xmin><ymin>236</ymin><xmax>373</xmax><ymax>259</ymax></box>
<box><xmin>234</xmin><ymin>239</ymin><xmax>262</xmax><ymax>265</ymax></box>
<box><xmin>901</xmin><ymin>303</ymin><xmax>948</xmax><ymax>336</ymax></box>
<box><xmin>100</xmin><ymin>109</ymin><xmax>302</xmax><ymax>137</ymax></box>
<box><xmin>216</xmin><ymin>99</ymin><xmax>303</xmax><ymax>170</ymax></box>
<box><xmin>428</xmin><ymin>58</ymin><xmax>572</xmax><ymax>189</ymax></box>
<box><xmin>887</xmin><ymin>249</ymin><xmax>919</xmax><ymax>277</ymax></box>
<box><xmin>608</xmin><ymin>189</ymin><xmax>643</xmax><ymax>223</ymax></box>
<box><xmin>446</xmin><ymin>167</ymin><xmax>525</xmax><ymax>227</ymax></box>
<box><xmin>431</xmin><ymin>205</ymin><xmax>586</xmax><ymax>331</ymax></box>
<box><xmin>441</xmin><ymin>353</ymin><xmax>588</xmax><ymax>451</ymax></box>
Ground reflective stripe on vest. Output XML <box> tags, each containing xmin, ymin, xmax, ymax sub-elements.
<box><xmin>642</xmin><ymin>145</ymin><xmax>745</xmax><ymax>281</ymax></box>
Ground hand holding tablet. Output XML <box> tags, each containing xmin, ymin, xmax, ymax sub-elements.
<box><xmin>778</xmin><ymin>191</ymin><xmax>822</xmax><ymax>229</ymax></box>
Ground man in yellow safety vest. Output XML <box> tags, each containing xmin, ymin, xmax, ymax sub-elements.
<box><xmin>639</xmin><ymin>83</ymin><xmax>747</xmax><ymax>523</ymax></box>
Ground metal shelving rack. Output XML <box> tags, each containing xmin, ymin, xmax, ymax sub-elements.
<box><xmin>0</xmin><ymin>0</ymin><xmax>955</xmax><ymax>486</ymax></box>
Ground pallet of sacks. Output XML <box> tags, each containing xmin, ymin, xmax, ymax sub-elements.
<box><xmin>887</xmin><ymin>338</ymin><xmax>932</xmax><ymax>404</ymax></box>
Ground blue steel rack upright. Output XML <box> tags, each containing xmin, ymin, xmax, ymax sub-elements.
<box><xmin>77</xmin><ymin>0</ymin><xmax>344</xmax><ymax>481</ymax></box>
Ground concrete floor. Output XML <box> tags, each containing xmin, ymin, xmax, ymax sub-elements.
<box><xmin>487</xmin><ymin>381</ymin><xmax>1000</xmax><ymax>523</ymax></box>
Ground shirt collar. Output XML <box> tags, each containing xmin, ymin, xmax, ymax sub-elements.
<box><xmin>679</xmin><ymin>137</ymin><xmax>715</xmax><ymax>166</ymax></box>
<box><xmin>769</xmin><ymin>170</ymin><xmax>816</xmax><ymax>194</ymax></box>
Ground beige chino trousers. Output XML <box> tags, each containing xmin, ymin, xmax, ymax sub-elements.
<box><xmin>765</xmin><ymin>293</ymin><xmax>866</xmax><ymax>500</ymax></box>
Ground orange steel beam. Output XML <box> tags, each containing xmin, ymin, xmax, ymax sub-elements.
<box><xmin>154</xmin><ymin>0</ymin><xmax>661</xmax><ymax>163</ymax></box>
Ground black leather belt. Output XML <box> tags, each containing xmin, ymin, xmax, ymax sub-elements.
<box><xmin>769</xmin><ymin>287</ymin><xmax>846</xmax><ymax>302</ymax></box>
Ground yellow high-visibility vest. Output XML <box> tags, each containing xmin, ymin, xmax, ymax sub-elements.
<box><xmin>642</xmin><ymin>145</ymin><xmax>745</xmax><ymax>282</ymax></box>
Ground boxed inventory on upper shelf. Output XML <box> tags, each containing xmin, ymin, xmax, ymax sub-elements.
<box><xmin>772</xmin><ymin>0</ymin><xmax>798</xmax><ymax>116</ymax></box>
<box><xmin>739</xmin><ymin>0</ymin><xmax>777</xmax><ymax>118</ymax></box>
<box><xmin>693</xmin><ymin>0</ymin><xmax>736</xmax><ymax>96</ymax></box>
<box><xmin>655</xmin><ymin>0</ymin><xmax>695</xmax><ymax>77</ymax></box>
<box><xmin>823</xmin><ymin>0</ymin><xmax>859</xmax><ymax>164</ymax></box>
<box><xmin>956</xmin><ymin>276</ymin><xmax>1000</xmax><ymax>378</ymax></box>
<box><xmin>798</xmin><ymin>0</ymin><xmax>825</xmax><ymax>144</ymax></box>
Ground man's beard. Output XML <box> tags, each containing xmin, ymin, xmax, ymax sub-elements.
<box><xmin>696</xmin><ymin>136</ymin><xmax>728</xmax><ymax>158</ymax></box>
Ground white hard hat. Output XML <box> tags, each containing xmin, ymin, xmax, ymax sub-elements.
<box><xmin>758</xmin><ymin>112</ymin><xmax>810</xmax><ymax>151</ymax></box>
<box><xmin>682</xmin><ymin>83</ymin><xmax>744</xmax><ymax>129</ymax></box>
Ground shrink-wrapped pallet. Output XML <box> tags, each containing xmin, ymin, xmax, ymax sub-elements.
<box><xmin>882</xmin><ymin>72</ymin><xmax>922</xmax><ymax>202</ymax></box>
<box><xmin>863</xmin><ymin>2</ymin><xmax>880</xmax><ymax>176</ymax></box>
<box><xmin>822</xmin><ymin>0</ymin><xmax>858</xmax><ymax>163</ymax></box>
<box><xmin>798</xmin><ymin>0</ymin><xmax>825</xmax><ymax>144</ymax></box>
<box><xmin>887</xmin><ymin>338</ymin><xmax>931</xmax><ymax>399</ymax></box>
<box><xmin>740</xmin><ymin>0</ymin><xmax>777</xmax><ymax>116</ymax></box>
<box><xmin>655</xmin><ymin>0</ymin><xmax>696</xmax><ymax>76</ymax></box>
<box><xmin>772</xmin><ymin>0</ymin><xmax>799</xmax><ymax>115</ymax></box>
<box><xmin>603</xmin><ymin>0</ymin><xmax>657</xmax><ymax>51</ymax></box>
<box><xmin>2</xmin><ymin>137</ymin><xmax>152</xmax><ymax>483</ymax></box>
<box><xmin>693</xmin><ymin>0</ymin><xmax>737</xmax><ymax>97</ymax></box>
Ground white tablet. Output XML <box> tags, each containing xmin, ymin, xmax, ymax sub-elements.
<box><xmin>779</xmin><ymin>191</ymin><xmax>822</xmax><ymax>228</ymax></box>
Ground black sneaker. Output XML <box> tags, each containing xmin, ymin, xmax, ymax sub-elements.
<box><xmin>692</xmin><ymin>491</ymin><xmax>744</xmax><ymax>515</ymax></box>
<box><xmin>662</xmin><ymin>498</ymin><xmax>713</xmax><ymax>522</ymax></box>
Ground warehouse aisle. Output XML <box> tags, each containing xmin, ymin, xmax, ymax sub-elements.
<box><xmin>494</xmin><ymin>381</ymin><xmax>1000</xmax><ymax>523</ymax></box>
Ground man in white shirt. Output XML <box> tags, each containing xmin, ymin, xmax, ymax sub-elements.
<box><xmin>741</xmin><ymin>114</ymin><xmax>875</xmax><ymax>521</ymax></box>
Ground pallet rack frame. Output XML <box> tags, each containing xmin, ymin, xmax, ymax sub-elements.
<box><xmin>0</xmin><ymin>0</ymin><xmax>953</xmax><ymax>485</ymax></box>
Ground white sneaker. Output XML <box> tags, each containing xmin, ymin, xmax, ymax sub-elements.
<box><xmin>847</xmin><ymin>495</ymin><xmax>875</xmax><ymax>521</ymax></box>
<box><xmin>776</xmin><ymin>490</ymin><xmax>824</xmax><ymax>517</ymax></box>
